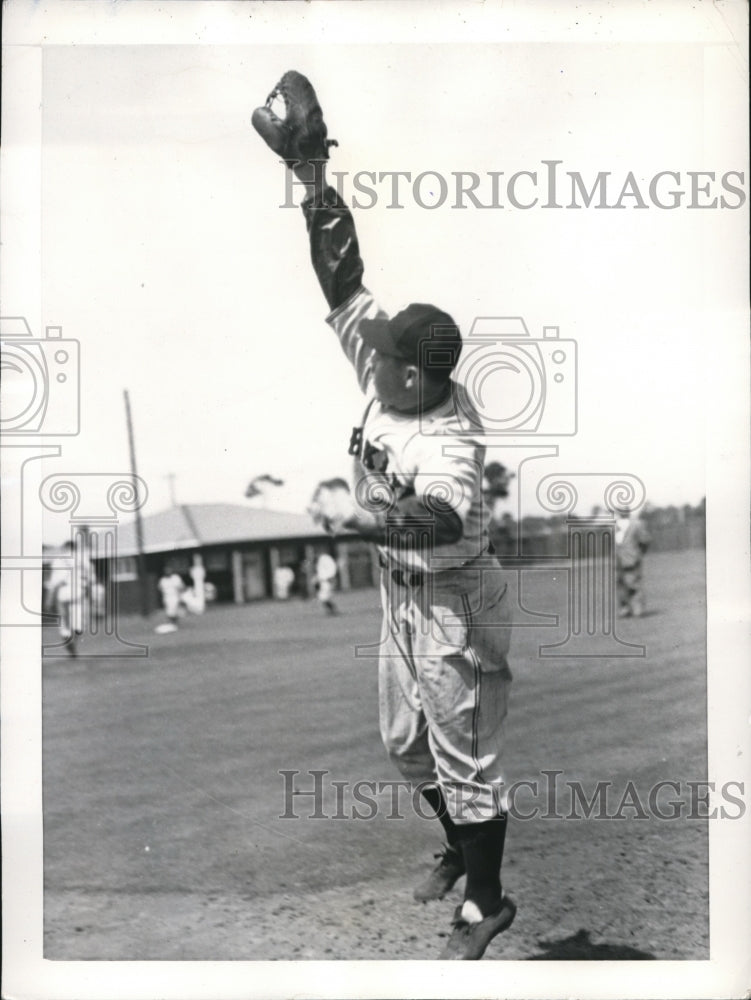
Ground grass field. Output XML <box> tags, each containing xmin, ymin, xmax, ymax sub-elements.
<box><xmin>42</xmin><ymin>548</ymin><xmax>708</xmax><ymax>961</ymax></box>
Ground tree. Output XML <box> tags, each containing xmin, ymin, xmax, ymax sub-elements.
<box><xmin>245</xmin><ymin>474</ymin><xmax>285</xmax><ymax>504</ymax></box>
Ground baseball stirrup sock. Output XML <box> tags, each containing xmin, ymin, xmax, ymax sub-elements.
<box><xmin>456</xmin><ymin>813</ymin><xmax>508</xmax><ymax>918</ymax></box>
<box><xmin>420</xmin><ymin>785</ymin><xmax>461</xmax><ymax>847</ymax></box>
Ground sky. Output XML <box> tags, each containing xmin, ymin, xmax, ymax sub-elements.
<box><xmin>5</xmin><ymin>9</ymin><xmax>747</xmax><ymax>539</ymax></box>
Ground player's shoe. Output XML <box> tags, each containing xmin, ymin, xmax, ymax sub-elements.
<box><xmin>439</xmin><ymin>895</ymin><xmax>517</xmax><ymax>960</ymax></box>
<box><xmin>413</xmin><ymin>844</ymin><xmax>466</xmax><ymax>902</ymax></box>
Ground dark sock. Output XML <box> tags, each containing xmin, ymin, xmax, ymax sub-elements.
<box><xmin>420</xmin><ymin>785</ymin><xmax>461</xmax><ymax>849</ymax></box>
<box><xmin>455</xmin><ymin>814</ymin><xmax>508</xmax><ymax>917</ymax></box>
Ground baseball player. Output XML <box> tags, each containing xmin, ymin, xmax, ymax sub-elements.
<box><xmin>44</xmin><ymin>538</ymin><xmax>96</xmax><ymax>657</ymax></box>
<box><xmin>313</xmin><ymin>550</ymin><xmax>340</xmax><ymax>615</ymax></box>
<box><xmin>253</xmin><ymin>72</ymin><xmax>515</xmax><ymax>960</ymax></box>
<box><xmin>615</xmin><ymin>507</ymin><xmax>651</xmax><ymax>617</ymax></box>
<box><xmin>188</xmin><ymin>554</ymin><xmax>207</xmax><ymax>614</ymax></box>
<box><xmin>157</xmin><ymin>565</ymin><xmax>185</xmax><ymax>632</ymax></box>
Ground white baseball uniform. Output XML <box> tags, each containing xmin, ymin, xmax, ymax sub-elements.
<box><xmin>315</xmin><ymin>552</ymin><xmax>338</xmax><ymax>603</ymax></box>
<box><xmin>46</xmin><ymin>551</ymin><xmax>95</xmax><ymax>637</ymax></box>
<box><xmin>158</xmin><ymin>573</ymin><xmax>185</xmax><ymax>619</ymax></box>
<box><xmin>328</xmin><ymin>288</ymin><xmax>512</xmax><ymax>824</ymax></box>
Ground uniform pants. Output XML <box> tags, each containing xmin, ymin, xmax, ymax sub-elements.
<box><xmin>617</xmin><ymin>561</ymin><xmax>645</xmax><ymax>615</ymax></box>
<box><xmin>377</xmin><ymin>560</ymin><xmax>512</xmax><ymax>824</ymax></box>
<box><xmin>56</xmin><ymin>595</ymin><xmax>84</xmax><ymax>637</ymax></box>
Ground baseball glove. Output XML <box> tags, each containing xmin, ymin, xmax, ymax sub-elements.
<box><xmin>308</xmin><ymin>477</ymin><xmax>355</xmax><ymax>534</ymax></box>
<box><xmin>252</xmin><ymin>71</ymin><xmax>338</xmax><ymax>167</ymax></box>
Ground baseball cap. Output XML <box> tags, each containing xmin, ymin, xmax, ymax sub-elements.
<box><xmin>359</xmin><ymin>303</ymin><xmax>462</xmax><ymax>377</ymax></box>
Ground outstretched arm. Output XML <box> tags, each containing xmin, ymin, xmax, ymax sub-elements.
<box><xmin>252</xmin><ymin>71</ymin><xmax>365</xmax><ymax>313</ymax></box>
<box><xmin>310</xmin><ymin>479</ymin><xmax>464</xmax><ymax>547</ymax></box>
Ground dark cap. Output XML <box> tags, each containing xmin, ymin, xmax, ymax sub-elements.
<box><xmin>359</xmin><ymin>303</ymin><xmax>462</xmax><ymax>378</ymax></box>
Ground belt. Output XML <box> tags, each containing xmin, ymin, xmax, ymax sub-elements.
<box><xmin>379</xmin><ymin>547</ymin><xmax>496</xmax><ymax>587</ymax></box>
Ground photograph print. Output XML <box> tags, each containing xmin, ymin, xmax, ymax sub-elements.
<box><xmin>1</xmin><ymin>3</ymin><xmax>749</xmax><ymax>999</ymax></box>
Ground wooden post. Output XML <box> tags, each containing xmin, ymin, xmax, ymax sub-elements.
<box><xmin>231</xmin><ymin>549</ymin><xmax>244</xmax><ymax>604</ymax></box>
<box><xmin>268</xmin><ymin>545</ymin><xmax>280</xmax><ymax>597</ymax></box>
<box><xmin>123</xmin><ymin>389</ymin><xmax>150</xmax><ymax>616</ymax></box>
<box><xmin>335</xmin><ymin>541</ymin><xmax>351</xmax><ymax>591</ymax></box>
<box><xmin>368</xmin><ymin>545</ymin><xmax>381</xmax><ymax>587</ymax></box>
<box><xmin>303</xmin><ymin>543</ymin><xmax>317</xmax><ymax>597</ymax></box>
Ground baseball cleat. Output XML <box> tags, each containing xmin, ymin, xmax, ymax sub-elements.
<box><xmin>439</xmin><ymin>895</ymin><xmax>517</xmax><ymax>960</ymax></box>
<box><xmin>413</xmin><ymin>844</ymin><xmax>465</xmax><ymax>902</ymax></box>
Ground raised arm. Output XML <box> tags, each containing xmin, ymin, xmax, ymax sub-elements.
<box><xmin>253</xmin><ymin>71</ymin><xmax>382</xmax><ymax>391</ymax></box>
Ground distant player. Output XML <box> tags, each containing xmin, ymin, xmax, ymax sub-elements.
<box><xmin>157</xmin><ymin>566</ymin><xmax>185</xmax><ymax>633</ymax></box>
<box><xmin>615</xmin><ymin>508</ymin><xmax>651</xmax><ymax>617</ymax></box>
<box><xmin>313</xmin><ymin>550</ymin><xmax>339</xmax><ymax>615</ymax></box>
<box><xmin>188</xmin><ymin>554</ymin><xmax>207</xmax><ymax>614</ymax></box>
<box><xmin>273</xmin><ymin>564</ymin><xmax>295</xmax><ymax>600</ymax></box>
<box><xmin>45</xmin><ymin>538</ymin><xmax>96</xmax><ymax>657</ymax></box>
<box><xmin>253</xmin><ymin>72</ymin><xmax>515</xmax><ymax>959</ymax></box>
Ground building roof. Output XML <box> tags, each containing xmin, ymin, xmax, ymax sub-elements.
<box><xmin>112</xmin><ymin>503</ymin><xmax>329</xmax><ymax>556</ymax></box>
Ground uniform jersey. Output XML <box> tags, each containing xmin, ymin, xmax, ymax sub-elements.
<box><xmin>315</xmin><ymin>553</ymin><xmax>338</xmax><ymax>582</ymax></box>
<box><xmin>327</xmin><ymin>287</ymin><xmax>491</xmax><ymax>573</ymax></box>
<box><xmin>46</xmin><ymin>553</ymin><xmax>95</xmax><ymax>604</ymax></box>
<box><xmin>158</xmin><ymin>573</ymin><xmax>185</xmax><ymax>616</ymax></box>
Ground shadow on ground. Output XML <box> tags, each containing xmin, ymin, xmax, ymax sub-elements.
<box><xmin>527</xmin><ymin>928</ymin><xmax>656</xmax><ymax>960</ymax></box>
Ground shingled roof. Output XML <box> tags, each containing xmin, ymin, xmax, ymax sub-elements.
<box><xmin>112</xmin><ymin>503</ymin><xmax>328</xmax><ymax>556</ymax></box>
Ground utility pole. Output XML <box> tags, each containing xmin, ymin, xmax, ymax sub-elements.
<box><xmin>124</xmin><ymin>389</ymin><xmax>150</xmax><ymax>617</ymax></box>
<box><xmin>166</xmin><ymin>472</ymin><xmax>178</xmax><ymax>507</ymax></box>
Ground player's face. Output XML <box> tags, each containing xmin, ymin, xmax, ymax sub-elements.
<box><xmin>370</xmin><ymin>350</ymin><xmax>416</xmax><ymax>410</ymax></box>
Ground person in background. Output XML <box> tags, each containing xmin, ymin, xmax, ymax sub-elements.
<box><xmin>313</xmin><ymin>550</ymin><xmax>340</xmax><ymax>616</ymax></box>
<box><xmin>189</xmin><ymin>554</ymin><xmax>207</xmax><ymax>614</ymax></box>
<box><xmin>273</xmin><ymin>564</ymin><xmax>295</xmax><ymax>600</ymax></box>
<box><xmin>615</xmin><ymin>507</ymin><xmax>651</xmax><ymax>618</ymax></box>
<box><xmin>45</xmin><ymin>538</ymin><xmax>96</xmax><ymax>657</ymax></box>
<box><xmin>157</xmin><ymin>565</ymin><xmax>185</xmax><ymax>632</ymax></box>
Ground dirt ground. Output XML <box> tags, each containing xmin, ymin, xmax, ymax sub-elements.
<box><xmin>42</xmin><ymin>549</ymin><xmax>708</xmax><ymax>961</ymax></box>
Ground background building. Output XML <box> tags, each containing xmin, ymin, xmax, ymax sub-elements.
<box><xmin>99</xmin><ymin>503</ymin><xmax>378</xmax><ymax>613</ymax></box>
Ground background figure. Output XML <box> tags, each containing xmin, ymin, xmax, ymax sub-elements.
<box><xmin>295</xmin><ymin>558</ymin><xmax>311</xmax><ymax>599</ymax></box>
<box><xmin>313</xmin><ymin>551</ymin><xmax>339</xmax><ymax>615</ymax></box>
<box><xmin>185</xmin><ymin>554</ymin><xmax>207</xmax><ymax>614</ymax></box>
<box><xmin>44</xmin><ymin>539</ymin><xmax>96</xmax><ymax>657</ymax></box>
<box><xmin>273</xmin><ymin>565</ymin><xmax>295</xmax><ymax>600</ymax></box>
<box><xmin>615</xmin><ymin>509</ymin><xmax>651</xmax><ymax>617</ymax></box>
<box><xmin>157</xmin><ymin>565</ymin><xmax>185</xmax><ymax>632</ymax></box>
